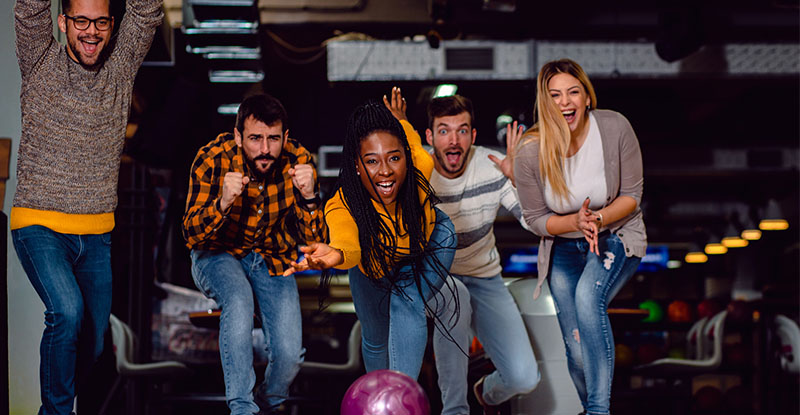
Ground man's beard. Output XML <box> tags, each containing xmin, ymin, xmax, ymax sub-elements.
<box><xmin>434</xmin><ymin>146</ymin><xmax>467</xmax><ymax>175</ymax></box>
<box><xmin>247</xmin><ymin>154</ymin><xmax>277</xmax><ymax>179</ymax></box>
<box><xmin>67</xmin><ymin>35</ymin><xmax>107</xmax><ymax>70</ymax></box>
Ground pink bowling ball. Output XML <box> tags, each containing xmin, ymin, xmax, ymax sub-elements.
<box><xmin>341</xmin><ymin>369</ymin><xmax>430</xmax><ymax>415</ymax></box>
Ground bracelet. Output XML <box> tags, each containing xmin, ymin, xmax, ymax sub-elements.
<box><xmin>595</xmin><ymin>211</ymin><xmax>604</xmax><ymax>229</ymax></box>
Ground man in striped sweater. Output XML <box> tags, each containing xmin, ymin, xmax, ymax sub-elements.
<box><xmin>11</xmin><ymin>0</ymin><xmax>162</xmax><ymax>413</ymax></box>
<box><xmin>426</xmin><ymin>95</ymin><xmax>541</xmax><ymax>415</ymax></box>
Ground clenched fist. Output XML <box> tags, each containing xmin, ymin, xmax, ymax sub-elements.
<box><xmin>288</xmin><ymin>163</ymin><xmax>316</xmax><ymax>200</ymax></box>
<box><xmin>220</xmin><ymin>172</ymin><xmax>250</xmax><ymax>212</ymax></box>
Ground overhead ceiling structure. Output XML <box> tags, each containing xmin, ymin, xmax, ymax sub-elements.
<box><xmin>143</xmin><ymin>0</ymin><xmax>798</xmax><ymax>254</ymax></box>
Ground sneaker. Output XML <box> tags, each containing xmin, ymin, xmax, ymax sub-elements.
<box><xmin>254</xmin><ymin>384</ymin><xmax>286</xmax><ymax>415</ymax></box>
<box><xmin>472</xmin><ymin>375</ymin><xmax>500</xmax><ymax>415</ymax></box>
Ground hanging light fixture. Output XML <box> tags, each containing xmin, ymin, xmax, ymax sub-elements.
<box><xmin>740</xmin><ymin>209</ymin><xmax>762</xmax><ymax>241</ymax></box>
<box><xmin>685</xmin><ymin>251</ymin><xmax>708</xmax><ymax>263</ymax></box>
<box><xmin>721</xmin><ymin>222</ymin><xmax>748</xmax><ymax>248</ymax></box>
<box><xmin>685</xmin><ymin>242</ymin><xmax>708</xmax><ymax>264</ymax></box>
<box><xmin>759</xmin><ymin>199</ymin><xmax>789</xmax><ymax>231</ymax></box>
<box><xmin>704</xmin><ymin>231</ymin><xmax>727</xmax><ymax>255</ymax></box>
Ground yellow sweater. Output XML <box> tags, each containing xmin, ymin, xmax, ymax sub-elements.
<box><xmin>324</xmin><ymin>120</ymin><xmax>435</xmax><ymax>272</ymax></box>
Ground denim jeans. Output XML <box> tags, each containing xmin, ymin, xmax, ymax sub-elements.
<box><xmin>348</xmin><ymin>208</ymin><xmax>457</xmax><ymax>379</ymax></box>
<box><xmin>434</xmin><ymin>274</ymin><xmax>540</xmax><ymax>414</ymax></box>
<box><xmin>190</xmin><ymin>250</ymin><xmax>304</xmax><ymax>415</ymax></box>
<box><xmin>548</xmin><ymin>232</ymin><xmax>641</xmax><ymax>415</ymax></box>
<box><xmin>12</xmin><ymin>225</ymin><xmax>112</xmax><ymax>415</ymax></box>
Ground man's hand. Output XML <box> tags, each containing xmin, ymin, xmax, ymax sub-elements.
<box><xmin>383</xmin><ymin>86</ymin><xmax>407</xmax><ymax>122</ymax></box>
<box><xmin>288</xmin><ymin>163</ymin><xmax>316</xmax><ymax>200</ymax></box>
<box><xmin>220</xmin><ymin>172</ymin><xmax>249</xmax><ymax>212</ymax></box>
<box><xmin>283</xmin><ymin>242</ymin><xmax>344</xmax><ymax>276</ymax></box>
<box><xmin>488</xmin><ymin>120</ymin><xmax>524</xmax><ymax>185</ymax></box>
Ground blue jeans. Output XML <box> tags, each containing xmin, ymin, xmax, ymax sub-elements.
<box><xmin>434</xmin><ymin>274</ymin><xmax>540</xmax><ymax>414</ymax></box>
<box><xmin>548</xmin><ymin>233</ymin><xmax>641</xmax><ymax>415</ymax></box>
<box><xmin>190</xmin><ymin>250</ymin><xmax>304</xmax><ymax>415</ymax></box>
<box><xmin>12</xmin><ymin>225</ymin><xmax>112</xmax><ymax>415</ymax></box>
<box><xmin>348</xmin><ymin>208</ymin><xmax>457</xmax><ymax>379</ymax></box>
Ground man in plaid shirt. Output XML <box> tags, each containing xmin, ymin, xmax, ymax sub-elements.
<box><xmin>183</xmin><ymin>93</ymin><xmax>326</xmax><ymax>415</ymax></box>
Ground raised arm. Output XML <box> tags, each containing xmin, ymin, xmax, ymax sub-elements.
<box><xmin>15</xmin><ymin>0</ymin><xmax>56</xmax><ymax>76</ymax></box>
<box><xmin>488</xmin><ymin>120</ymin><xmax>524</xmax><ymax>185</ymax></box>
<box><xmin>287</xmin><ymin>148</ymin><xmax>327</xmax><ymax>245</ymax></box>
<box><xmin>383</xmin><ymin>86</ymin><xmax>433</xmax><ymax>179</ymax></box>
<box><xmin>182</xmin><ymin>146</ymin><xmax>238</xmax><ymax>246</ymax></box>
<box><xmin>106</xmin><ymin>0</ymin><xmax>163</xmax><ymax>75</ymax></box>
<box><xmin>497</xmin><ymin>173</ymin><xmax>530</xmax><ymax>231</ymax></box>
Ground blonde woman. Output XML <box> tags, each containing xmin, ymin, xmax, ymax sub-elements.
<box><xmin>513</xmin><ymin>59</ymin><xmax>647</xmax><ymax>415</ymax></box>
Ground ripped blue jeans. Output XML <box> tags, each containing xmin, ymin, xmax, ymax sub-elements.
<box><xmin>548</xmin><ymin>232</ymin><xmax>641</xmax><ymax>415</ymax></box>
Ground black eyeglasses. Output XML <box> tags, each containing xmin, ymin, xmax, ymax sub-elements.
<box><xmin>63</xmin><ymin>14</ymin><xmax>112</xmax><ymax>31</ymax></box>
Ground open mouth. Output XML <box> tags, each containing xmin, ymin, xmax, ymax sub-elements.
<box><xmin>80</xmin><ymin>38</ymin><xmax>101</xmax><ymax>55</ymax></box>
<box><xmin>562</xmin><ymin>109</ymin><xmax>576</xmax><ymax>124</ymax></box>
<box><xmin>375</xmin><ymin>180</ymin><xmax>395</xmax><ymax>196</ymax></box>
<box><xmin>444</xmin><ymin>148</ymin><xmax>463</xmax><ymax>167</ymax></box>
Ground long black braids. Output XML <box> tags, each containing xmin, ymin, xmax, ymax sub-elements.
<box><xmin>321</xmin><ymin>100</ymin><xmax>462</xmax><ymax>342</ymax></box>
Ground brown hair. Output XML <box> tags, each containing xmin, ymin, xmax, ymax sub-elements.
<box><xmin>427</xmin><ymin>95</ymin><xmax>475</xmax><ymax>130</ymax></box>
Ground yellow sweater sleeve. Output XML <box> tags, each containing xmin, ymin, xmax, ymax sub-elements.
<box><xmin>401</xmin><ymin>120</ymin><xmax>433</xmax><ymax>180</ymax></box>
<box><xmin>324</xmin><ymin>191</ymin><xmax>362</xmax><ymax>270</ymax></box>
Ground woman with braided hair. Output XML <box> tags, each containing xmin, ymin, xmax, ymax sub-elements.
<box><xmin>284</xmin><ymin>87</ymin><xmax>460</xmax><ymax>378</ymax></box>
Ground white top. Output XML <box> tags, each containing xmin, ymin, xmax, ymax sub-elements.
<box><xmin>429</xmin><ymin>146</ymin><xmax>528</xmax><ymax>277</ymax></box>
<box><xmin>544</xmin><ymin>112</ymin><xmax>606</xmax><ymax>238</ymax></box>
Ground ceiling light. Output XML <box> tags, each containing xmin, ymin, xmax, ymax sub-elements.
<box><xmin>433</xmin><ymin>84</ymin><xmax>458</xmax><ymax>98</ymax></box>
<box><xmin>759</xmin><ymin>199</ymin><xmax>788</xmax><ymax>231</ymax></box>
<box><xmin>721</xmin><ymin>223</ymin><xmax>747</xmax><ymax>248</ymax></box>
<box><xmin>721</xmin><ymin>237</ymin><xmax>748</xmax><ymax>248</ymax></box>
<box><xmin>704</xmin><ymin>243</ymin><xmax>728</xmax><ymax>255</ymax></box>
<box><xmin>760</xmin><ymin>219</ymin><xmax>789</xmax><ymax>231</ymax></box>
<box><xmin>741</xmin><ymin>229</ymin><xmax>762</xmax><ymax>240</ymax></box>
<box><xmin>685</xmin><ymin>251</ymin><xmax>708</xmax><ymax>263</ymax></box>
<box><xmin>738</xmin><ymin>207</ymin><xmax>761</xmax><ymax>240</ymax></box>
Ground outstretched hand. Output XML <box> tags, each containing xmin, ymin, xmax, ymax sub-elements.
<box><xmin>488</xmin><ymin>120</ymin><xmax>524</xmax><ymax>185</ymax></box>
<box><xmin>383</xmin><ymin>86</ymin><xmax>407</xmax><ymax>122</ymax></box>
<box><xmin>282</xmin><ymin>242</ymin><xmax>344</xmax><ymax>276</ymax></box>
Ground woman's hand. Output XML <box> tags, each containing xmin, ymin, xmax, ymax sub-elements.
<box><xmin>577</xmin><ymin>198</ymin><xmax>600</xmax><ymax>255</ymax></box>
<box><xmin>282</xmin><ymin>242</ymin><xmax>344</xmax><ymax>276</ymax></box>
<box><xmin>383</xmin><ymin>86</ymin><xmax>408</xmax><ymax>122</ymax></box>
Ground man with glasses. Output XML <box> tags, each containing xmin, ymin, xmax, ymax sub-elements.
<box><xmin>12</xmin><ymin>0</ymin><xmax>162</xmax><ymax>413</ymax></box>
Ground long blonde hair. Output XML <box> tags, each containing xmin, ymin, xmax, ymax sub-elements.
<box><xmin>524</xmin><ymin>59</ymin><xmax>597</xmax><ymax>202</ymax></box>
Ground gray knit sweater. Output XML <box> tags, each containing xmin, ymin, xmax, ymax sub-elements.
<box><xmin>13</xmin><ymin>0</ymin><xmax>163</xmax><ymax>215</ymax></box>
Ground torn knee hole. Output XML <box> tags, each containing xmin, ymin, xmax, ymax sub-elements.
<box><xmin>602</xmin><ymin>251</ymin><xmax>615</xmax><ymax>270</ymax></box>
<box><xmin>572</xmin><ymin>329</ymin><xmax>580</xmax><ymax>343</ymax></box>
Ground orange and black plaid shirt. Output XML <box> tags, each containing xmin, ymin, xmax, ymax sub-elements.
<box><xmin>182</xmin><ymin>132</ymin><xmax>327</xmax><ymax>275</ymax></box>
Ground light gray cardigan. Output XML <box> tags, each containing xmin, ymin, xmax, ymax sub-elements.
<box><xmin>514</xmin><ymin>109</ymin><xmax>647</xmax><ymax>299</ymax></box>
